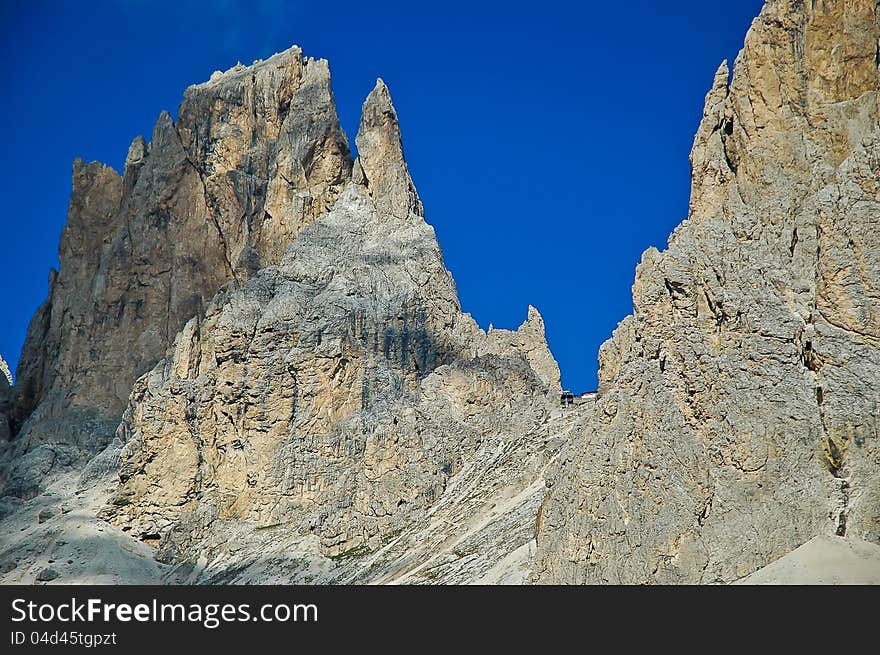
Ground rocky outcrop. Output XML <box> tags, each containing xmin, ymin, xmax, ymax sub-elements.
<box><xmin>533</xmin><ymin>0</ymin><xmax>880</xmax><ymax>584</ymax></box>
<box><xmin>103</xmin><ymin>79</ymin><xmax>562</xmax><ymax>578</ymax></box>
<box><xmin>0</xmin><ymin>357</ymin><xmax>11</xmax><ymax>389</ymax></box>
<box><xmin>486</xmin><ymin>307</ymin><xmax>562</xmax><ymax>395</ymax></box>
<box><xmin>3</xmin><ymin>48</ymin><xmax>352</xmax><ymax>496</ymax></box>
<box><xmin>0</xmin><ymin>356</ymin><xmax>11</xmax><ymax>444</ymax></box>
<box><xmin>353</xmin><ymin>79</ymin><xmax>423</xmax><ymax>220</ymax></box>
<box><xmin>1</xmin><ymin>39</ymin><xmax>563</xmax><ymax>583</ymax></box>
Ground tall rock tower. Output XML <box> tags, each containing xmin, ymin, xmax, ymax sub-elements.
<box><xmin>534</xmin><ymin>0</ymin><xmax>880</xmax><ymax>584</ymax></box>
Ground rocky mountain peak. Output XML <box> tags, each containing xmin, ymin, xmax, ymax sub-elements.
<box><xmin>2</xmin><ymin>1</ymin><xmax>877</xmax><ymax>586</ymax></box>
<box><xmin>486</xmin><ymin>306</ymin><xmax>562</xmax><ymax>394</ymax></box>
<box><xmin>353</xmin><ymin>78</ymin><xmax>423</xmax><ymax>220</ymax></box>
<box><xmin>2</xmin><ymin>45</ymin><xmax>354</xmax><ymax>496</ymax></box>
<box><xmin>1</xmin><ymin>37</ymin><xmax>564</xmax><ymax>586</ymax></box>
<box><xmin>100</xmin><ymin>66</ymin><xmax>563</xmax><ymax>569</ymax></box>
<box><xmin>124</xmin><ymin>135</ymin><xmax>147</xmax><ymax>170</ymax></box>
<box><xmin>534</xmin><ymin>0</ymin><xmax>880</xmax><ymax>584</ymax></box>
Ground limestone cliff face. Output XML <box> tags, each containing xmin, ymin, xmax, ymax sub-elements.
<box><xmin>4</xmin><ymin>48</ymin><xmax>352</xmax><ymax>497</ymax></box>
<box><xmin>1</xmin><ymin>41</ymin><xmax>562</xmax><ymax>583</ymax></box>
<box><xmin>534</xmin><ymin>0</ymin><xmax>880</xmax><ymax>584</ymax></box>
<box><xmin>104</xmin><ymin>78</ymin><xmax>562</xmax><ymax>575</ymax></box>
<box><xmin>486</xmin><ymin>307</ymin><xmax>562</xmax><ymax>395</ymax></box>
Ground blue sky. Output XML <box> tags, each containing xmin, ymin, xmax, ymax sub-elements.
<box><xmin>0</xmin><ymin>0</ymin><xmax>764</xmax><ymax>392</ymax></box>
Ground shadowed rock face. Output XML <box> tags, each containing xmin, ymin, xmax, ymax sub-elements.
<box><xmin>533</xmin><ymin>0</ymin><xmax>880</xmax><ymax>584</ymax></box>
<box><xmin>105</xmin><ymin>84</ymin><xmax>562</xmax><ymax>570</ymax></box>
<box><xmin>0</xmin><ymin>43</ymin><xmax>563</xmax><ymax>581</ymax></box>
<box><xmin>3</xmin><ymin>48</ymin><xmax>353</xmax><ymax>496</ymax></box>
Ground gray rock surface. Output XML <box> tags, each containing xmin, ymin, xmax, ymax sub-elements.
<box><xmin>104</xmin><ymin>81</ymin><xmax>563</xmax><ymax>580</ymax></box>
<box><xmin>2</xmin><ymin>0</ymin><xmax>879</xmax><ymax>586</ymax></box>
<box><xmin>3</xmin><ymin>47</ymin><xmax>352</xmax><ymax>496</ymax></box>
<box><xmin>0</xmin><ymin>469</ymin><xmax>168</xmax><ymax>585</ymax></box>
<box><xmin>35</xmin><ymin>567</ymin><xmax>59</xmax><ymax>582</ymax></box>
<box><xmin>533</xmin><ymin>0</ymin><xmax>880</xmax><ymax>584</ymax></box>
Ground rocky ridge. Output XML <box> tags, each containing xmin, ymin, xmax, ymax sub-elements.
<box><xmin>2</xmin><ymin>0</ymin><xmax>879</xmax><ymax>585</ymax></box>
<box><xmin>104</xmin><ymin>81</ymin><xmax>563</xmax><ymax>572</ymax></box>
<box><xmin>4</xmin><ymin>47</ymin><xmax>351</xmax><ymax>498</ymax></box>
<box><xmin>533</xmin><ymin>0</ymin><xmax>880</xmax><ymax>584</ymax></box>
<box><xmin>1</xmin><ymin>57</ymin><xmax>564</xmax><ymax>584</ymax></box>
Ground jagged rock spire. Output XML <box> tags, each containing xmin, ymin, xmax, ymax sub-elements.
<box><xmin>353</xmin><ymin>79</ymin><xmax>423</xmax><ymax>219</ymax></box>
<box><xmin>486</xmin><ymin>306</ymin><xmax>562</xmax><ymax>393</ymax></box>
<box><xmin>4</xmin><ymin>47</ymin><xmax>353</xmax><ymax>496</ymax></box>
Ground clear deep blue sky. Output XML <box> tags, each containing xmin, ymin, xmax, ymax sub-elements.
<box><xmin>0</xmin><ymin>0</ymin><xmax>764</xmax><ymax>393</ymax></box>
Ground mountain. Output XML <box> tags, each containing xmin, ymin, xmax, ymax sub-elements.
<box><xmin>533</xmin><ymin>0</ymin><xmax>880</xmax><ymax>583</ymax></box>
<box><xmin>3</xmin><ymin>49</ymin><xmax>351</xmax><ymax>499</ymax></box>
<box><xmin>1</xmin><ymin>0</ymin><xmax>878</xmax><ymax>585</ymax></box>
<box><xmin>0</xmin><ymin>54</ymin><xmax>563</xmax><ymax>585</ymax></box>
